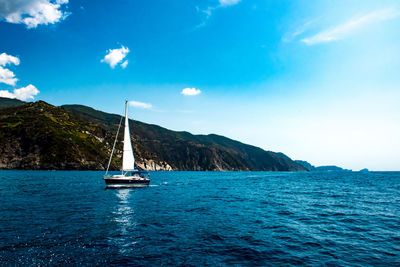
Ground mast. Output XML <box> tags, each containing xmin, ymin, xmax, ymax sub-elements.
<box><xmin>122</xmin><ymin>100</ymin><xmax>135</xmax><ymax>171</ymax></box>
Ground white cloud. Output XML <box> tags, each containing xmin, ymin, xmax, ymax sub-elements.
<box><xmin>0</xmin><ymin>52</ymin><xmax>20</xmax><ymax>86</ymax></box>
<box><xmin>0</xmin><ymin>84</ymin><xmax>39</xmax><ymax>100</ymax></box>
<box><xmin>128</xmin><ymin>100</ymin><xmax>152</xmax><ymax>109</ymax></box>
<box><xmin>0</xmin><ymin>66</ymin><xmax>18</xmax><ymax>86</ymax></box>
<box><xmin>101</xmin><ymin>45</ymin><xmax>130</xmax><ymax>69</ymax></box>
<box><xmin>302</xmin><ymin>8</ymin><xmax>400</xmax><ymax>45</ymax></box>
<box><xmin>0</xmin><ymin>0</ymin><xmax>70</xmax><ymax>28</ymax></box>
<box><xmin>219</xmin><ymin>0</ymin><xmax>241</xmax><ymax>7</ymax></box>
<box><xmin>121</xmin><ymin>60</ymin><xmax>128</xmax><ymax>69</ymax></box>
<box><xmin>0</xmin><ymin>52</ymin><xmax>39</xmax><ymax>100</ymax></box>
<box><xmin>0</xmin><ymin>53</ymin><xmax>20</xmax><ymax>66</ymax></box>
<box><xmin>181</xmin><ymin>87</ymin><xmax>201</xmax><ymax>96</ymax></box>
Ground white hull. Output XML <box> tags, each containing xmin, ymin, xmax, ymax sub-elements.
<box><xmin>104</xmin><ymin>174</ymin><xmax>150</xmax><ymax>188</ymax></box>
<box><xmin>105</xmin><ymin>183</ymin><xmax>149</xmax><ymax>188</ymax></box>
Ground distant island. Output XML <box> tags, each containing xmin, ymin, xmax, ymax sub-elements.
<box><xmin>0</xmin><ymin>97</ymin><xmax>308</xmax><ymax>171</ymax></box>
<box><xmin>295</xmin><ymin>160</ymin><xmax>352</xmax><ymax>172</ymax></box>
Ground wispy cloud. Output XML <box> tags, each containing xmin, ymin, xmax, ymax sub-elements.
<box><xmin>175</xmin><ymin>109</ymin><xmax>194</xmax><ymax>114</ymax></box>
<box><xmin>219</xmin><ymin>0</ymin><xmax>241</xmax><ymax>7</ymax></box>
<box><xmin>195</xmin><ymin>0</ymin><xmax>241</xmax><ymax>29</ymax></box>
<box><xmin>181</xmin><ymin>87</ymin><xmax>201</xmax><ymax>96</ymax></box>
<box><xmin>301</xmin><ymin>8</ymin><xmax>400</xmax><ymax>45</ymax></box>
<box><xmin>129</xmin><ymin>100</ymin><xmax>152</xmax><ymax>109</ymax></box>
<box><xmin>101</xmin><ymin>45</ymin><xmax>129</xmax><ymax>68</ymax></box>
<box><xmin>195</xmin><ymin>6</ymin><xmax>214</xmax><ymax>28</ymax></box>
<box><xmin>282</xmin><ymin>18</ymin><xmax>319</xmax><ymax>43</ymax></box>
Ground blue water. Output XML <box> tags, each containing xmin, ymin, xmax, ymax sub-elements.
<box><xmin>0</xmin><ymin>171</ymin><xmax>399</xmax><ymax>265</ymax></box>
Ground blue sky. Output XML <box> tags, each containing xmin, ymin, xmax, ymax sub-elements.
<box><xmin>1</xmin><ymin>0</ymin><xmax>400</xmax><ymax>170</ymax></box>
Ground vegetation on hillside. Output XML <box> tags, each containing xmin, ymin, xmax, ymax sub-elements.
<box><xmin>0</xmin><ymin>99</ymin><xmax>306</xmax><ymax>171</ymax></box>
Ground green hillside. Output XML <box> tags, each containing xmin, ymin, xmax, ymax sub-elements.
<box><xmin>0</xmin><ymin>101</ymin><xmax>119</xmax><ymax>170</ymax></box>
<box><xmin>0</xmin><ymin>99</ymin><xmax>306</xmax><ymax>171</ymax></box>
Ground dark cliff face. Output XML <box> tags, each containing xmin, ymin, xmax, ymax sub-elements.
<box><xmin>0</xmin><ymin>100</ymin><xmax>306</xmax><ymax>171</ymax></box>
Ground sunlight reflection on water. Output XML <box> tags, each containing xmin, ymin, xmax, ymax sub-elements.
<box><xmin>111</xmin><ymin>189</ymin><xmax>137</xmax><ymax>255</ymax></box>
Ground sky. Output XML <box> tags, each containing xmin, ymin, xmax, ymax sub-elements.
<box><xmin>1</xmin><ymin>0</ymin><xmax>400</xmax><ymax>171</ymax></box>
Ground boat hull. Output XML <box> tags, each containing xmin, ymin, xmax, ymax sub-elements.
<box><xmin>104</xmin><ymin>177</ymin><xmax>150</xmax><ymax>188</ymax></box>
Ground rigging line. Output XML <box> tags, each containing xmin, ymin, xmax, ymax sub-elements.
<box><xmin>105</xmin><ymin>116</ymin><xmax>123</xmax><ymax>175</ymax></box>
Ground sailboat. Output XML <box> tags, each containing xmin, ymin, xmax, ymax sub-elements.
<box><xmin>104</xmin><ymin>101</ymin><xmax>150</xmax><ymax>187</ymax></box>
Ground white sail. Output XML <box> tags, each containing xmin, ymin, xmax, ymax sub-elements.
<box><xmin>122</xmin><ymin>101</ymin><xmax>135</xmax><ymax>171</ymax></box>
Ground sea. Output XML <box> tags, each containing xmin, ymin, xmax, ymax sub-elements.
<box><xmin>0</xmin><ymin>171</ymin><xmax>399</xmax><ymax>266</ymax></box>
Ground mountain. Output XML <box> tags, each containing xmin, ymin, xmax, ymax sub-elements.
<box><xmin>0</xmin><ymin>97</ymin><xmax>25</xmax><ymax>109</ymax></box>
<box><xmin>62</xmin><ymin>104</ymin><xmax>306</xmax><ymax>171</ymax></box>
<box><xmin>294</xmin><ymin>160</ymin><xmax>315</xmax><ymax>171</ymax></box>
<box><xmin>0</xmin><ymin>99</ymin><xmax>306</xmax><ymax>171</ymax></box>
